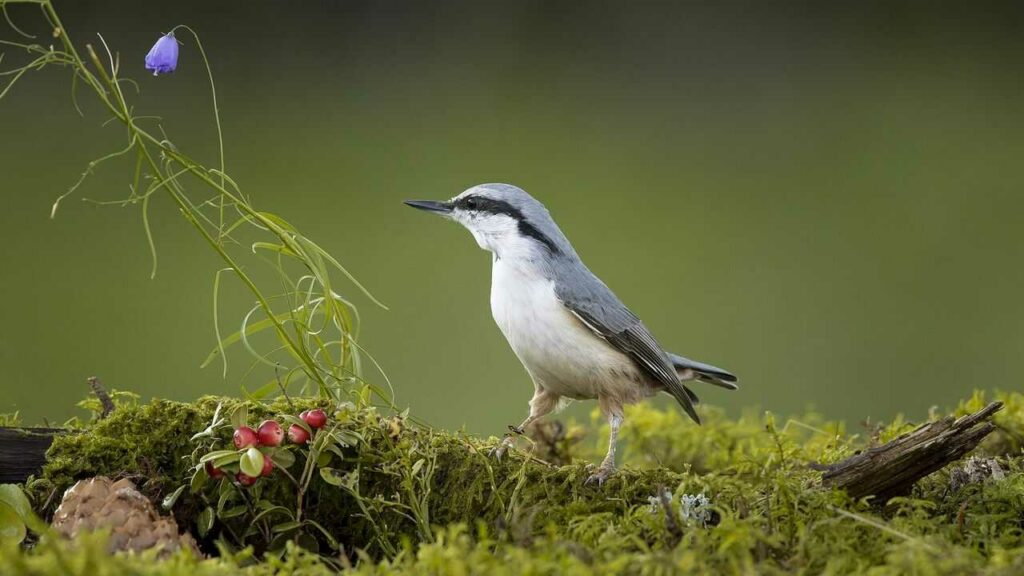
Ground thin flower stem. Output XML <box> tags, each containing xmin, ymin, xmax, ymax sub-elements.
<box><xmin>170</xmin><ymin>24</ymin><xmax>228</xmax><ymax>238</ymax></box>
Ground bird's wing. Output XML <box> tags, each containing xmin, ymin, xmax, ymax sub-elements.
<box><xmin>555</xmin><ymin>272</ymin><xmax>701</xmax><ymax>424</ymax></box>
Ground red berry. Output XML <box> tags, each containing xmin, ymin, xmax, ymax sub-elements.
<box><xmin>302</xmin><ymin>409</ymin><xmax>327</xmax><ymax>429</ymax></box>
<box><xmin>288</xmin><ymin>424</ymin><xmax>310</xmax><ymax>445</ymax></box>
<box><xmin>205</xmin><ymin>461</ymin><xmax>225</xmax><ymax>479</ymax></box>
<box><xmin>236</xmin><ymin>472</ymin><xmax>258</xmax><ymax>487</ymax></box>
<box><xmin>256</xmin><ymin>420</ymin><xmax>284</xmax><ymax>447</ymax></box>
<box><xmin>260</xmin><ymin>455</ymin><xmax>274</xmax><ymax>477</ymax></box>
<box><xmin>233</xmin><ymin>426</ymin><xmax>258</xmax><ymax>449</ymax></box>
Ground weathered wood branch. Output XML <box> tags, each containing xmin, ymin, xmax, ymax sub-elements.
<box><xmin>87</xmin><ymin>376</ymin><xmax>115</xmax><ymax>419</ymax></box>
<box><xmin>0</xmin><ymin>427</ymin><xmax>62</xmax><ymax>484</ymax></box>
<box><xmin>820</xmin><ymin>401</ymin><xmax>1003</xmax><ymax>502</ymax></box>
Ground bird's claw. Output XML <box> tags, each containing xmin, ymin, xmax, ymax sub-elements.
<box><xmin>489</xmin><ymin>439</ymin><xmax>512</xmax><ymax>461</ymax></box>
<box><xmin>489</xmin><ymin>424</ymin><xmax>527</xmax><ymax>461</ymax></box>
<box><xmin>584</xmin><ymin>464</ymin><xmax>615</xmax><ymax>486</ymax></box>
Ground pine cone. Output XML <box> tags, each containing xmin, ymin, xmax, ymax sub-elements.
<box><xmin>52</xmin><ymin>477</ymin><xmax>199</xmax><ymax>558</ymax></box>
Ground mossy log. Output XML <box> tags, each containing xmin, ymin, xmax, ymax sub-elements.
<box><xmin>20</xmin><ymin>398</ymin><xmax>686</xmax><ymax>555</ymax></box>
<box><xmin>2</xmin><ymin>394</ymin><xmax>1021</xmax><ymax>574</ymax></box>
<box><xmin>820</xmin><ymin>401</ymin><xmax>1003</xmax><ymax>502</ymax></box>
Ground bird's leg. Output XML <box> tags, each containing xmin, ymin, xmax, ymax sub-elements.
<box><xmin>490</xmin><ymin>414</ymin><xmax>537</xmax><ymax>460</ymax></box>
<box><xmin>490</xmin><ymin>389</ymin><xmax>559</xmax><ymax>460</ymax></box>
<box><xmin>586</xmin><ymin>412</ymin><xmax>623</xmax><ymax>486</ymax></box>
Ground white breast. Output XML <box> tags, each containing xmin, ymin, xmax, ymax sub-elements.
<box><xmin>490</xmin><ymin>258</ymin><xmax>638</xmax><ymax>400</ymax></box>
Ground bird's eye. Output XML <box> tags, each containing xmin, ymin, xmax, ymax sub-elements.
<box><xmin>464</xmin><ymin>197</ymin><xmax>478</xmax><ymax>210</ymax></box>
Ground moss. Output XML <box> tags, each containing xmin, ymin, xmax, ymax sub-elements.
<box><xmin>28</xmin><ymin>399</ymin><xmax>204</xmax><ymax>512</ymax></box>
<box><xmin>0</xmin><ymin>531</ymin><xmax>338</xmax><ymax>576</ymax></box>
<box><xmin>10</xmin><ymin>390</ymin><xmax>1024</xmax><ymax>574</ymax></box>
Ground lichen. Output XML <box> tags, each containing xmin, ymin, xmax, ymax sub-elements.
<box><xmin>7</xmin><ymin>390</ymin><xmax>1024</xmax><ymax>574</ymax></box>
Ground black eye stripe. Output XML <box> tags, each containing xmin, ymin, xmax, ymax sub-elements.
<box><xmin>455</xmin><ymin>195</ymin><xmax>520</xmax><ymax>219</ymax></box>
<box><xmin>454</xmin><ymin>195</ymin><xmax>561</xmax><ymax>255</ymax></box>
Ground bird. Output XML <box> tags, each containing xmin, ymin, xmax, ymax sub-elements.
<box><xmin>405</xmin><ymin>183</ymin><xmax>737</xmax><ymax>485</ymax></box>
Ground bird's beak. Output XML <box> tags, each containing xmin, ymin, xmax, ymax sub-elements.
<box><xmin>404</xmin><ymin>200</ymin><xmax>454</xmax><ymax>214</ymax></box>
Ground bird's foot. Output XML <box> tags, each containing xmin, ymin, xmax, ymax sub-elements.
<box><xmin>489</xmin><ymin>436</ymin><xmax>516</xmax><ymax>461</ymax></box>
<box><xmin>584</xmin><ymin>462</ymin><xmax>616</xmax><ymax>486</ymax></box>
<box><xmin>489</xmin><ymin>423</ymin><xmax>527</xmax><ymax>460</ymax></box>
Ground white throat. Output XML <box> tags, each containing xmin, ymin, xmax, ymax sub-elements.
<box><xmin>454</xmin><ymin>213</ymin><xmax>543</xmax><ymax>262</ymax></box>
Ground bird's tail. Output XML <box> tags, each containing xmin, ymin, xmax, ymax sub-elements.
<box><xmin>664</xmin><ymin>353</ymin><xmax>737</xmax><ymax>424</ymax></box>
<box><xmin>668</xmin><ymin>352</ymin><xmax>739</xmax><ymax>391</ymax></box>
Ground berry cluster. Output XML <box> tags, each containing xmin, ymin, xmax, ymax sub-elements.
<box><xmin>205</xmin><ymin>409</ymin><xmax>328</xmax><ymax>487</ymax></box>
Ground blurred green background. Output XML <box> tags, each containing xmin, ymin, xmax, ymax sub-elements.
<box><xmin>2</xmin><ymin>2</ymin><xmax>1022</xmax><ymax>435</ymax></box>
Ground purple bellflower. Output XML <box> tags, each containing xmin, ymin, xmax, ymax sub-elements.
<box><xmin>144</xmin><ymin>33</ymin><xmax>178</xmax><ymax>75</ymax></box>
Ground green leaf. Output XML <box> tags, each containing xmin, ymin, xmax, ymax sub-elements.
<box><xmin>251</xmin><ymin>241</ymin><xmax>297</xmax><ymax>257</ymax></box>
<box><xmin>219</xmin><ymin>505</ymin><xmax>248</xmax><ymax>519</ymax></box>
<box><xmin>190</xmin><ymin>402</ymin><xmax>225</xmax><ymax>440</ymax></box>
<box><xmin>217</xmin><ymin>487</ymin><xmax>235</xmax><ymax>514</ymax></box>
<box><xmin>267</xmin><ymin>533</ymin><xmax>292</xmax><ymax>554</ymax></box>
<box><xmin>240</xmin><ymin>447</ymin><xmax>264</xmax><ymax>478</ymax></box>
<box><xmin>296</xmin><ymin>531</ymin><xmax>320</xmax><ymax>553</ymax></box>
<box><xmin>241</xmin><ymin>379</ymin><xmax>281</xmax><ymax>401</ymax></box>
<box><xmin>200</xmin><ymin>307</ymin><xmax>299</xmax><ymax>369</ymax></box>
<box><xmin>280</xmin><ymin>414</ymin><xmax>312</xmax><ymax>435</ymax></box>
<box><xmin>0</xmin><ymin>503</ymin><xmax>26</xmax><ymax>544</ymax></box>
<box><xmin>271</xmin><ymin>520</ymin><xmax>303</xmax><ymax>534</ymax></box>
<box><xmin>212</xmin><ymin>453</ymin><xmax>243</xmax><ymax>469</ymax></box>
<box><xmin>316</xmin><ymin>451</ymin><xmax>332</xmax><ymax>467</ymax></box>
<box><xmin>230</xmin><ymin>404</ymin><xmax>248</xmax><ymax>429</ymax></box>
<box><xmin>303</xmin><ymin>519</ymin><xmax>339</xmax><ymax>551</ymax></box>
<box><xmin>190</xmin><ymin>467</ymin><xmax>209</xmax><ymax>493</ymax></box>
<box><xmin>319</xmin><ymin>467</ymin><xmax>345</xmax><ymax>487</ymax></box>
<box><xmin>252</xmin><ymin>505</ymin><xmax>293</xmax><ymax>525</ymax></box>
<box><xmin>335</xmin><ymin>429</ymin><xmax>362</xmax><ymax>447</ymax></box>
<box><xmin>0</xmin><ymin>485</ymin><xmax>32</xmax><ymax>521</ymax></box>
<box><xmin>162</xmin><ymin>485</ymin><xmax>186</xmax><ymax>510</ymax></box>
<box><xmin>196</xmin><ymin>507</ymin><xmax>214</xmax><ymax>538</ymax></box>
<box><xmin>255</xmin><ymin>211</ymin><xmax>298</xmax><ymax>233</ymax></box>
<box><xmin>410</xmin><ymin>458</ymin><xmax>425</xmax><ymax>477</ymax></box>
<box><xmin>312</xmin><ymin>429</ymin><xmax>334</xmax><ymax>452</ymax></box>
<box><xmin>326</xmin><ymin>445</ymin><xmax>346</xmax><ymax>461</ymax></box>
<box><xmin>269</xmin><ymin>449</ymin><xmax>296</xmax><ymax>470</ymax></box>
<box><xmin>297</xmin><ymin>234</ymin><xmax>387</xmax><ymax>309</ymax></box>
<box><xmin>200</xmin><ymin>449</ymin><xmax>240</xmax><ymax>464</ymax></box>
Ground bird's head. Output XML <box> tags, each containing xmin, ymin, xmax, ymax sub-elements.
<box><xmin>405</xmin><ymin>183</ymin><xmax>569</xmax><ymax>260</ymax></box>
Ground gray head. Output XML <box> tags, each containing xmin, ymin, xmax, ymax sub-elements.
<box><xmin>405</xmin><ymin>183</ymin><xmax>576</xmax><ymax>262</ymax></box>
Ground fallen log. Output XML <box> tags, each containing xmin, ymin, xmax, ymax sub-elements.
<box><xmin>0</xmin><ymin>378</ymin><xmax>108</xmax><ymax>484</ymax></box>
<box><xmin>819</xmin><ymin>401</ymin><xmax>1003</xmax><ymax>502</ymax></box>
<box><xmin>0</xmin><ymin>427</ymin><xmax>62</xmax><ymax>484</ymax></box>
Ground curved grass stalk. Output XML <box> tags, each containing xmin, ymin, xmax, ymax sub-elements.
<box><xmin>0</xmin><ymin>0</ymin><xmax>388</xmax><ymax>406</ymax></box>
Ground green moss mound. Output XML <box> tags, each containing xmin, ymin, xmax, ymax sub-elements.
<box><xmin>8</xmin><ymin>391</ymin><xmax>1024</xmax><ymax>574</ymax></box>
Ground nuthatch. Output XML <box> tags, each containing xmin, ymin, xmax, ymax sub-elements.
<box><xmin>406</xmin><ymin>184</ymin><xmax>737</xmax><ymax>484</ymax></box>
